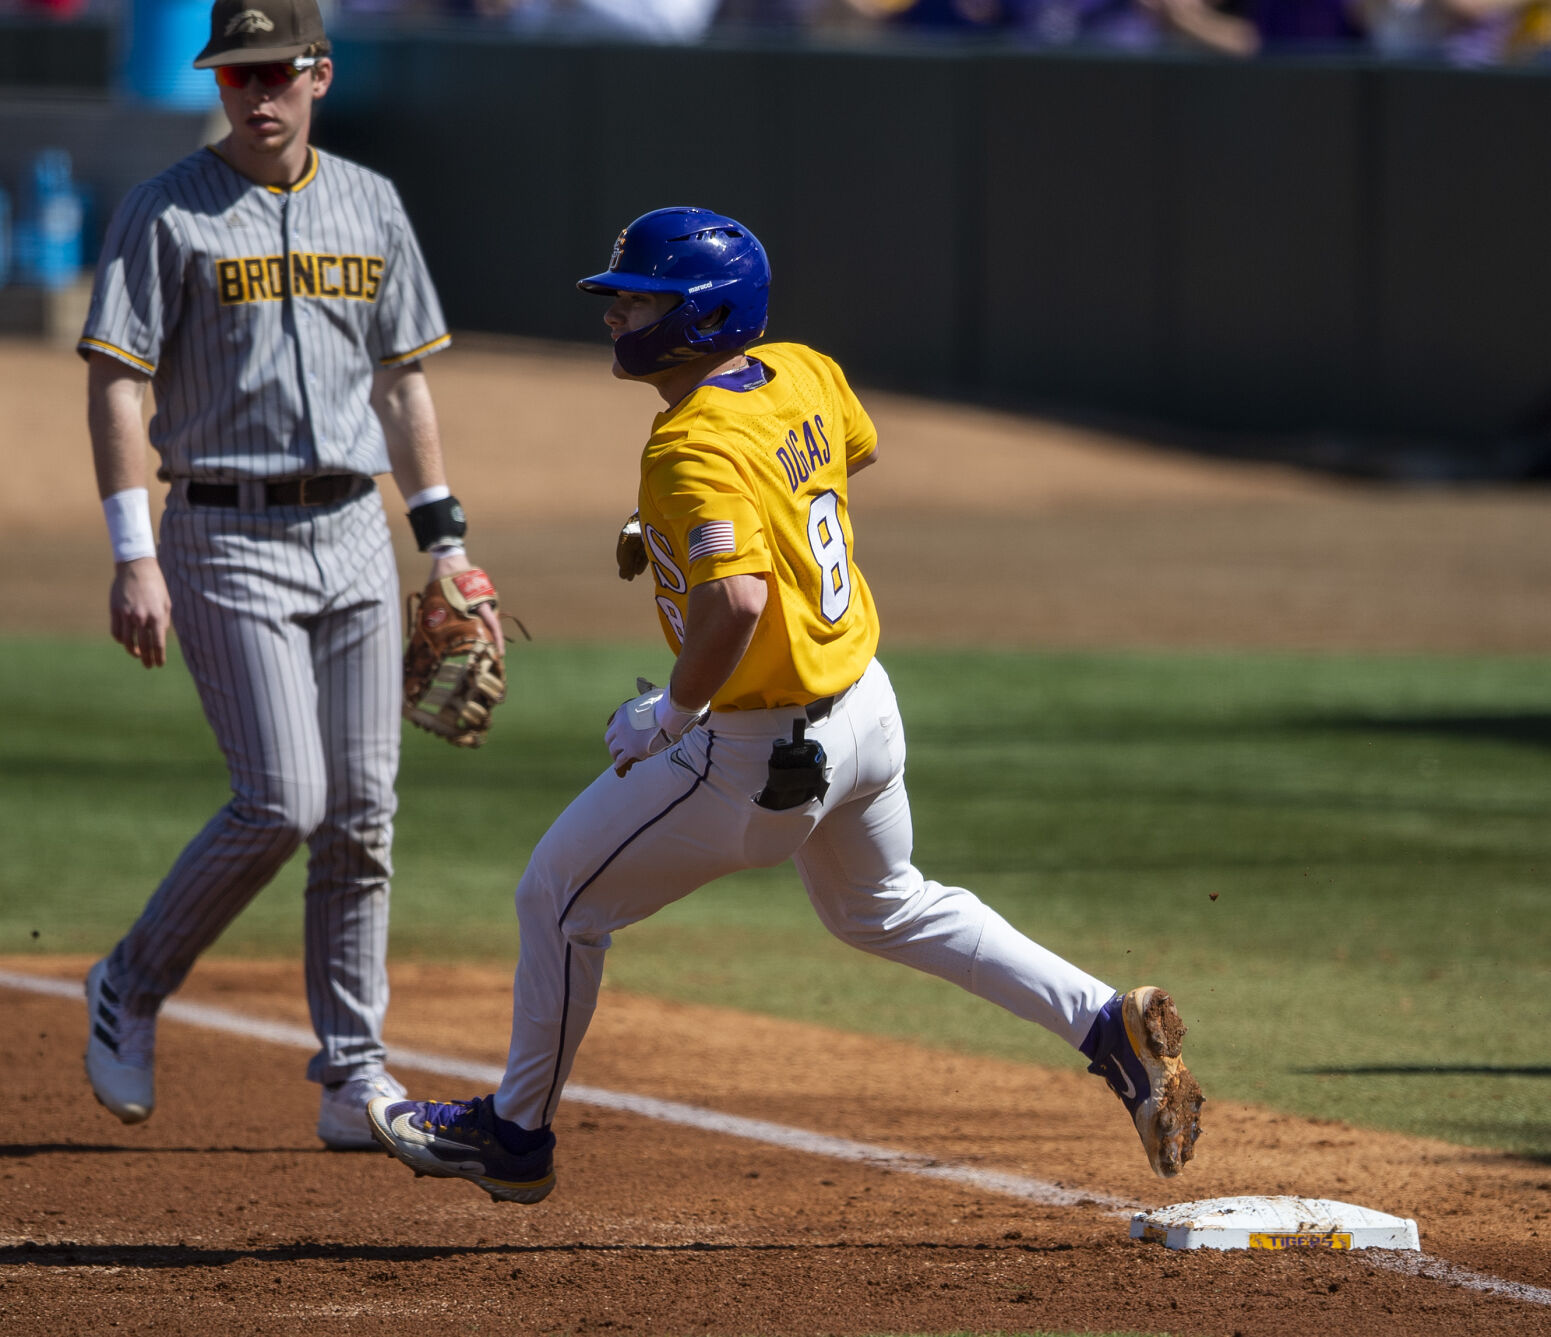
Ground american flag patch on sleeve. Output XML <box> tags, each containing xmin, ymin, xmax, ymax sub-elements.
<box><xmin>687</xmin><ymin>520</ymin><xmax>737</xmax><ymax>561</ymax></box>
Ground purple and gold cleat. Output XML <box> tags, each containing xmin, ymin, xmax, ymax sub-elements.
<box><xmin>366</xmin><ymin>1095</ymin><xmax>555</xmax><ymax>1203</ymax></box>
<box><xmin>1084</xmin><ymin>986</ymin><xmax>1204</xmax><ymax>1178</ymax></box>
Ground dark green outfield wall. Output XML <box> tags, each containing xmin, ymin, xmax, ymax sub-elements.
<box><xmin>314</xmin><ymin>33</ymin><xmax>1551</xmax><ymax>456</ymax></box>
<box><xmin>317</xmin><ymin>37</ymin><xmax>987</xmax><ymax>396</ymax></box>
<box><xmin>7</xmin><ymin>21</ymin><xmax>1550</xmax><ymax>464</ymax></box>
<box><xmin>0</xmin><ymin>18</ymin><xmax>111</xmax><ymax>89</ymax></box>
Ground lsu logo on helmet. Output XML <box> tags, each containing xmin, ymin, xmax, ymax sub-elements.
<box><xmin>225</xmin><ymin>9</ymin><xmax>276</xmax><ymax>35</ymax></box>
<box><xmin>608</xmin><ymin>229</ymin><xmax>628</xmax><ymax>272</ymax></box>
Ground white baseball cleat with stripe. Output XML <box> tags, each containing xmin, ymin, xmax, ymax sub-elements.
<box><xmin>318</xmin><ymin>1069</ymin><xmax>407</xmax><ymax>1150</ymax></box>
<box><xmin>84</xmin><ymin>959</ymin><xmax>156</xmax><ymax>1124</ymax></box>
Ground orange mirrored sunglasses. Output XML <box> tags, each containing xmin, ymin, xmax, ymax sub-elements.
<box><xmin>214</xmin><ymin>57</ymin><xmax>318</xmax><ymax>90</ymax></box>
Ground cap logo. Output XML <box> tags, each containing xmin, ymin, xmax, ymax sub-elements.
<box><xmin>225</xmin><ymin>9</ymin><xmax>276</xmax><ymax>35</ymax></box>
<box><xmin>608</xmin><ymin>228</ymin><xmax>627</xmax><ymax>272</ymax></box>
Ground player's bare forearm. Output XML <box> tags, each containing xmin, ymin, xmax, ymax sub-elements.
<box><xmin>375</xmin><ymin>362</ymin><xmax>450</xmax><ymax>499</ymax></box>
<box><xmin>88</xmin><ymin>353</ymin><xmax>172</xmax><ymax>666</ymax></box>
<box><xmin>1153</xmin><ymin>0</ymin><xmax>1259</xmax><ymax>55</ymax></box>
<box><xmin>848</xmin><ymin>446</ymin><xmax>878</xmax><ymax>477</ymax></box>
<box><xmin>86</xmin><ymin>353</ymin><xmax>152</xmax><ymax>498</ymax></box>
<box><xmin>670</xmin><ymin>574</ymin><xmax>768</xmax><ymax>709</ymax></box>
<box><xmin>377</xmin><ymin>362</ymin><xmax>499</xmax><ymax>644</ymax></box>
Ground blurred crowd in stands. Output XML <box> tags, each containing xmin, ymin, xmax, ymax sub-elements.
<box><xmin>8</xmin><ymin>0</ymin><xmax>1551</xmax><ymax>66</ymax></box>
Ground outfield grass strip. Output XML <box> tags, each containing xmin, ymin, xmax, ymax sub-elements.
<box><xmin>13</xmin><ymin>642</ymin><xmax>1551</xmax><ymax>1160</ymax></box>
<box><xmin>8</xmin><ymin>968</ymin><xmax>1549</xmax><ymax>1312</ymax></box>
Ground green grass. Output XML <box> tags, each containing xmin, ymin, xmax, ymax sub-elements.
<box><xmin>4</xmin><ymin>638</ymin><xmax>1549</xmax><ymax>1159</ymax></box>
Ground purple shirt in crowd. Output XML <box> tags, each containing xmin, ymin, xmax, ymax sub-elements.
<box><xmin>1240</xmin><ymin>0</ymin><xmax>1363</xmax><ymax>45</ymax></box>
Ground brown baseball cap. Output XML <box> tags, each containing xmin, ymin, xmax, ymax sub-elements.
<box><xmin>193</xmin><ymin>0</ymin><xmax>327</xmax><ymax>68</ymax></box>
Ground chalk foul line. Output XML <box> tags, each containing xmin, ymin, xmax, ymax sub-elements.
<box><xmin>4</xmin><ymin>967</ymin><xmax>1547</xmax><ymax>1309</ymax></box>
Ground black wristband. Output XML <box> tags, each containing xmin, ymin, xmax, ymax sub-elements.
<box><xmin>408</xmin><ymin>495</ymin><xmax>467</xmax><ymax>552</ymax></box>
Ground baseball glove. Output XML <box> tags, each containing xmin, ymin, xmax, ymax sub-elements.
<box><xmin>403</xmin><ymin>567</ymin><xmax>506</xmax><ymax>748</ymax></box>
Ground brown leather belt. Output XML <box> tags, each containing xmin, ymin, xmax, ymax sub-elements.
<box><xmin>185</xmin><ymin>475</ymin><xmax>372</xmax><ymax>508</ymax></box>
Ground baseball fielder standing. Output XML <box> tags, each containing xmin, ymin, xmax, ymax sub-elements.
<box><xmin>80</xmin><ymin>0</ymin><xmax>501</xmax><ymax>1149</ymax></box>
<box><xmin>368</xmin><ymin>208</ymin><xmax>1204</xmax><ymax>1201</ymax></box>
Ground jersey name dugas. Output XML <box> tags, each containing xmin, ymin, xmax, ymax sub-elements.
<box><xmin>77</xmin><ymin>146</ymin><xmax>449</xmax><ymax>482</ymax></box>
<box><xmin>637</xmin><ymin>342</ymin><xmax>880</xmax><ymax>710</ymax></box>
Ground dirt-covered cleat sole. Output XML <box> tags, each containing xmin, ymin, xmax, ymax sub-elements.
<box><xmin>366</xmin><ymin>1095</ymin><xmax>556</xmax><ymax>1204</ymax></box>
<box><xmin>1120</xmin><ymin>986</ymin><xmax>1205</xmax><ymax>1178</ymax></box>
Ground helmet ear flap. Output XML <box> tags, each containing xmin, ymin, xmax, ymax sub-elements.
<box><xmin>613</xmin><ymin>296</ymin><xmax>707</xmax><ymax>375</ymax></box>
<box><xmin>690</xmin><ymin>303</ymin><xmax>731</xmax><ymax>339</ymax></box>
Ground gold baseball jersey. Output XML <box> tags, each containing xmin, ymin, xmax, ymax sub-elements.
<box><xmin>637</xmin><ymin>341</ymin><xmax>879</xmax><ymax>711</ymax></box>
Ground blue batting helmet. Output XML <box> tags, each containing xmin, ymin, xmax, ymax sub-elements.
<box><xmin>577</xmin><ymin>207</ymin><xmax>769</xmax><ymax>376</ymax></box>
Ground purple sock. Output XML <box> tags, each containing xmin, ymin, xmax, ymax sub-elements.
<box><xmin>1079</xmin><ymin>993</ymin><xmax>1124</xmax><ymax>1060</ymax></box>
<box><xmin>489</xmin><ymin>1107</ymin><xmax>550</xmax><ymax>1156</ymax></box>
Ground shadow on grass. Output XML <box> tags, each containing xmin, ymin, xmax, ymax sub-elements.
<box><xmin>1313</xmin><ymin>713</ymin><xmax>1551</xmax><ymax>750</ymax></box>
<box><xmin>924</xmin><ymin>711</ymin><xmax>1551</xmax><ymax>752</ymax></box>
<box><xmin>1</xmin><ymin>754</ymin><xmax>225</xmax><ymax>785</ymax></box>
<box><xmin>1293</xmin><ymin>1065</ymin><xmax>1551</xmax><ymax>1077</ymax></box>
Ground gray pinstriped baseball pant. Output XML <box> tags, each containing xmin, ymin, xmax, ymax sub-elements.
<box><xmin>107</xmin><ymin>484</ymin><xmax>401</xmax><ymax>1086</ymax></box>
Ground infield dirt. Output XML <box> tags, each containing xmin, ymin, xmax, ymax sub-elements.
<box><xmin>5</xmin><ymin>335</ymin><xmax>1551</xmax><ymax>1335</ymax></box>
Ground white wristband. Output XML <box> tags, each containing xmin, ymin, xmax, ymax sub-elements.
<box><xmin>405</xmin><ymin>484</ymin><xmax>451</xmax><ymax>511</ymax></box>
<box><xmin>102</xmin><ymin>487</ymin><xmax>156</xmax><ymax>564</ymax></box>
<box><xmin>654</xmin><ymin>691</ymin><xmax>707</xmax><ymax>740</ymax></box>
<box><xmin>428</xmin><ymin>540</ymin><xmax>466</xmax><ymax>559</ymax></box>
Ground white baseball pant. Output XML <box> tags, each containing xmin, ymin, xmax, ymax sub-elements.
<box><xmin>496</xmin><ymin>657</ymin><xmax>1115</xmax><ymax>1129</ymax></box>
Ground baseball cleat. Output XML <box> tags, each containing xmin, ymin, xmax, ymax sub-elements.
<box><xmin>1085</xmin><ymin>986</ymin><xmax>1204</xmax><ymax>1178</ymax></box>
<box><xmin>317</xmin><ymin>1069</ymin><xmax>408</xmax><ymax>1151</ymax></box>
<box><xmin>84</xmin><ymin>959</ymin><xmax>156</xmax><ymax>1124</ymax></box>
<box><xmin>366</xmin><ymin>1095</ymin><xmax>556</xmax><ymax>1204</ymax></box>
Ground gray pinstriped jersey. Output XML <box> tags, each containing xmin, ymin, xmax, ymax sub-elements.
<box><xmin>78</xmin><ymin>145</ymin><xmax>450</xmax><ymax>481</ymax></box>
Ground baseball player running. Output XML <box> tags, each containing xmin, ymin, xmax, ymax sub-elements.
<box><xmin>367</xmin><ymin>208</ymin><xmax>1203</xmax><ymax>1201</ymax></box>
<box><xmin>80</xmin><ymin>0</ymin><xmax>500</xmax><ymax>1149</ymax></box>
